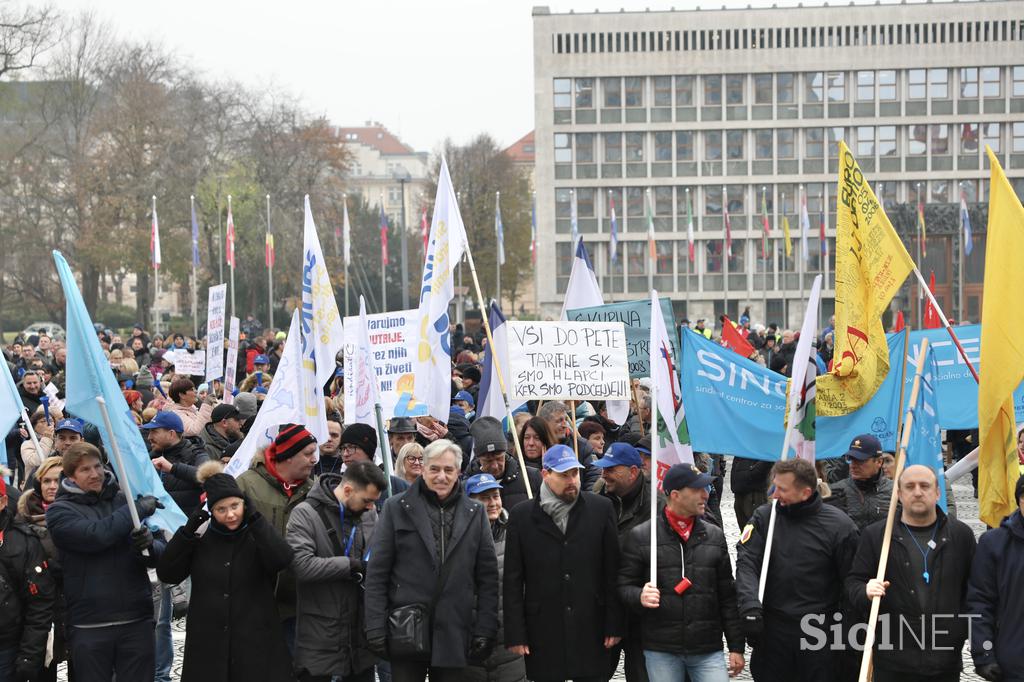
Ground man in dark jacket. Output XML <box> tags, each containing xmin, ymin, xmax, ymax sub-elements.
<box><xmin>730</xmin><ymin>456</ymin><xmax>773</xmax><ymax>530</ymax></box>
<box><xmin>17</xmin><ymin>371</ymin><xmax>44</xmax><ymax>416</ymax></box>
<box><xmin>0</xmin><ymin>476</ymin><xmax>55</xmax><ymax>680</ymax></box>
<box><xmin>968</xmin><ymin>475</ymin><xmax>1024</xmax><ymax>682</ymax></box>
<box><xmin>199</xmin><ymin>403</ymin><xmax>243</xmax><ymax>463</ymax></box>
<box><xmin>288</xmin><ymin>461</ymin><xmax>387</xmax><ymax>682</ymax></box>
<box><xmin>538</xmin><ymin>401</ymin><xmax>600</xmax><ymax>490</ymax></box>
<box><xmin>503</xmin><ymin>445</ymin><xmax>623</xmax><ymax>682</ymax></box>
<box><xmin>339</xmin><ymin>423</ymin><xmax>409</xmax><ymax>501</ymax></box>
<box><xmin>143</xmin><ymin>410</ymin><xmax>208</xmax><ymax>515</ymax></box>
<box><xmin>467</xmin><ymin>417</ymin><xmax>540</xmax><ymax>510</ymax></box>
<box><xmin>364</xmin><ymin>439</ymin><xmax>499</xmax><ymax>681</ymax></box>
<box><xmin>735</xmin><ymin>457</ymin><xmax>859</xmax><ymax>682</ymax></box>
<box><xmin>619</xmin><ymin>463</ymin><xmax>745</xmax><ymax>679</ymax></box>
<box><xmin>846</xmin><ymin>464</ymin><xmax>975</xmax><ymax>682</ymax></box>
<box><xmin>827</xmin><ymin>434</ymin><xmax>894</xmax><ymax>530</ymax></box>
<box><xmin>46</xmin><ymin>442</ymin><xmax>166</xmax><ymax>680</ymax></box>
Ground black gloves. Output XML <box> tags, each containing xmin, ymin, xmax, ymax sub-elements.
<box><xmin>184</xmin><ymin>508</ymin><xmax>210</xmax><ymax>535</ymax></box>
<box><xmin>977</xmin><ymin>663</ymin><xmax>1003</xmax><ymax>681</ymax></box>
<box><xmin>135</xmin><ymin>495</ymin><xmax>165</xmax><ymax>519</ymax></box>
<box><xmin>348</xmin><ymin>557</ymin><xmax>364</xmax><ymax>580</ymax></box>
<box><xmin>468</xmin><ymin>636</ymin><xmax>495</xmax><ymax>663</ymax></box>
<box><xmin>15</xmin><ymin>657</ymin><xmax>39</xmax><ymax>681</ymax></box>
<box><xmin>366</xmin><ymin>631</ymin><xmax>388</xmax><ymax>659</ymax></box>
<box><xmin>131</xmin><ymin>526</ymin><xmax>154</xmax><ymax>554</ymax></box>
<box><xmin>741</xmin><ymin>609</ymin><xmax>764</xmax><ymax>646</ymax></box>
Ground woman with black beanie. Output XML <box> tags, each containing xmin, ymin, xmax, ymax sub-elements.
<box><xmin>157</xmin><ymin>461</ymin><xmax>296</xmax><ymax>682</ymax></box>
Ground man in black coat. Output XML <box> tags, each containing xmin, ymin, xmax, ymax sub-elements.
<box><xmin>143</xmin><ymin>410</ymin><xmax>208</xmax><ymax>515</ymax></box>
<box><xmin>619</xmin><ymin>463</ymin><xmax>746</xmax><ymax>679</ymax></box>
<box><xmin>466</xmin><ymin>417</ymin><xmax>540</xmax><ymax>510</ymax></box>
<box><xmin>845</xmin><ymin>464</ymin><xmax>976</xmax><ymax>682</ymax></box>
<box><xmin>364</xmin><ymin>439</ymin><xmax>499</xmax><ymax>681</ymax></box>
<box><xmin>735</xmin><ymin>457</ymin><xmax>859</xmax><ymax>682</ymax></box>
<box><xmin>503</xmin><ymin>444</ymin><xmax>624</xmax><ymax>682</ymax></box>
<box><xmin>730</xmin><ymin>456</ymin><xmax>773</xmax><ymax>531</ymax></box>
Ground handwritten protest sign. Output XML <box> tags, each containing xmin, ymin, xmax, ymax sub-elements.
<box><xmin>343</xmin><ymin>309</ymin><xmax>419</xmax><ymax>420</ymax></box>
<box><xmin>222</xmin><ymin>317</ymin><xmax>240</xmax><ymax>405</ymax></box>
<box><xmin>205</xmin><ymin>284</ymin><xmax>227</xmax><ymax>381</ymax></box>
<box><xmin>506</xmin><ymin>321</ymin><xmax>629</xmax><ymax>401</ymax></box>
<box><xmin>567</xmin><ymin>297</ymin><xmax>676</xmax><ymax>378</ymax></box>
<box><xmin>173</xmin><ymin>351</ymin><xmax>206</xmax><ymax>377</ymax></box>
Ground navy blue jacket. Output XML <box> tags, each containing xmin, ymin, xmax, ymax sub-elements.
<box><xmin>45</xmin><ymin>473</ymin><xmax>165</xmax><ymax>627</ymax></box>
<box><xmin>967</xmin><ymin>509</ymin><xmax>1024</xmax><ymax>679</ymax></box>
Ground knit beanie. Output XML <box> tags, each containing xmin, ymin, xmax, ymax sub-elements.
<box><xmin>267</xmin><ymin>423</ymin><xmax>317</xmax><ymax>462</ymax></box>
<box><xmin>340</xmin><ymin>423</ymin><xmax>377</xmax><ymax>456</ymax></box>
<box><xmin>471</xmin><ymin>417</ymin><xmax>507</xmax><ymax>457</ymax></box>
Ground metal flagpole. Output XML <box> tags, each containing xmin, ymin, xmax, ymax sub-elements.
<box><xmin>911</xmin><ymin>266</ymin><xmax>979</xmax><ymax>381</ymax></box>
<box><xmin>266</xmin><ymin>194</ymin><xmax>274</xmax><ymax>330</ymax></box>
<box><xmin>152</xmin><ymin>195</ymin><xmax>160</xmax><ymax>336</ymax></box>
<box><xmin>343</xmin><ymin>194</ymin><xmax>350</xmax><ymax>318</ymax></box>
<box><xmin>190</xmin><ymin>195</ymin><xmax>198</xmax><ymax>339</ymax></box>
<box><xmin>228</xmin><ymin>195</ymin><xmax>236</xmax><ymax>322</ymax></box>
<box><xmin>94</xmin><ymin>397</ymin><xmax>146</xmax><ymax>549</ymax></box>
<box><xmin>217</xmin><ymin>196</ymin><xmax>224</xmax><ymax>286</ymax></box>
<box><xmin>496</xmin><ymin>191</ymin><xmax>502</xmax><ymax>308</ymax></box>
<box><xmin>380</xmin><ymin>192</ymin><xmax>387</xmax><ymax>314</ymax></box>
<box><xmin>646</xmin><ymin>189</ymin><xmax>654</xmax><ymax>293</ymax></box>
<box><xmin>915</xmin><ymin>183</ymin><xmax>924</xmax><ymax>329</ymax></box>
<box><xmin>685</xmin><ymin>188</ymin><xmax>691</xmax><ymax>312</ymax></box>
<box><xmin>820</xmin><ymin>191</ymin><xmax>827</xmax><ymax>326</ymax></box>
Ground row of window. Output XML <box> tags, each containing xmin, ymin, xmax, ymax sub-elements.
<box><xmin>551</xmin><ymin>19</ymin><xmax>1023</xmax><ymax>55</ymax></box>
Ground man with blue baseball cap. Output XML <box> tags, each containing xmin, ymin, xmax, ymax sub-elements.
<box><xmin>143</xmin><ymin>411</ymin><xmax>208</xmax><ymax>515</ymax></box>
<box><xmin>503</xmin><ymin>444</ymin><xmax>623</xmax><ymax>681</ymax></box>
<box><xmin>826</xmin><ymin>433</ymin><xmax>894</xmax><ymax>531</ymax></box>
<box><xmin>239</xmin><ymin>353</ymin><xmax>274</xmax><ymax>394</ymax></box>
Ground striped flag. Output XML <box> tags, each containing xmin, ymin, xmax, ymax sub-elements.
<box><xmin>495</xmin><ymin>192</ymin><xmax>505</xmax><ymax>266</ymax></box>
<box><xmin>190</xmin><ymin>198</ymin><xmax>200</xmax><ymax>267</ymax></box>
<box><xmin>917</xmin><ymin>197</ymin><xmax>927</xmax><ymax>258</ymax></box>
<box><xmin>225</xmin><ymin>201</ymin><xmax>236</xmax><ymax>268</ymax></box>
<box><xmin>760</xmin><ymin>188</ymin><xmax>770</xmax><ymax>258</ymax></box>
<box><xmin>686</xmin><ymin>188</ymin><xmax>695</xmax><ymax>262</ymax></box>
<box><xmin>150</xmin><ymin>201</ymin><xmax>161</xmax><ymax>270</ymax></box>
<box><xmin>342</xmin><ymin>197</ymin><xmax>351</xmax><ymax>266</ymax></box>
<box><xmin>379</xmin><ymin>204</ymin><xmax>389</xmax><ymax>266</ymax></box>
<box><xmin>799</xmin><ymin>187</ymin><xmax>811</xmax><ymax>262</ymax></box>
<box><xmin>265</xmin><ymin>233</ymin><xmax>274</xmax><ymax>268</ymax></box>
<box><xmin>609</xmin><ymin>192</ymin><xmax>618</xmax><ymax>264</ymax></box>
<box><xmin>722</xmin><ymin>186</ymin><xmax>732</xmax><ymax>251</ymax></box>
<box><xmin>960</xmin><ymin>190</ymin><xmax>973</xmax><ymax>256</ymax></box>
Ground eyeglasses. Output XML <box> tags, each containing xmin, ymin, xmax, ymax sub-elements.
<box><xmin>405</xmin><ymin>456</ymin><xmax>424</xmax><ymax>464</ymax></box>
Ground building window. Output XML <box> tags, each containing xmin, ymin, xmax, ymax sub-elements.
<box><xmin>805</xmin><ymin>128</ymin><xmax>824</xmax><ymax>158</ymax></box>
<box><xmin>961</xmin><ymin>123</ymin><xmax>979</xmax><ymax>152</ymax></box>
<box><xmin>1013</xmin><ymin>122</ymin><xmax>1024</xmax><ymax>152</ymax></box>
<box><xmin>626</xmin><ymin>187</ymin><xmax>644</xmax><ymax>217</ymax></box>
<box><xmin>908</xmin><ymin>69</ymin><xmax>927</xmax><ymax>99</ymax></box>
<box><xmin>981</xmin><ymin>67</ymin><xmax>1001</xmax><ymax>97</ymax></box>
<box><xmin>726</xmin><ymin>74</ymin><xmax>745</xmax><ymax>104</ymax></box>
<box><xmin>576</xmin><ymin>133</ymin><xmax>595</xmax><ymax>163</ymax></box>
<box><xmin>960</xmin><ymin>68</ymin><xmax>978</xmax><ymax>97</ymax></box>
<box><xmin>603</xmin><ymin>132</ymin><xmax>622</xmax><ymax>162</ymax></box>
<box><xmin>653</xmin><ymin>76</ymin><xmax>672</xmax><ymax>106</ymax></box>
<box><xmin>726</xmin><ymin>184</ymin><xmax>746</xmax><ymax>214</ymax></box>
<box><xmin>705</xmin><ymin>131</ymin><xmax>723</xmax><ymax>160</ymax></box>
<box><xmin>675</xmin><ymin>75</ymin><xmax>694</xmax><ymax>105</ymax></box>
<box><xmin>828</xmin><ymin>127</ymin><xmax>845</xmax><ymax>157</ymax></box>
<box><xmin>805</xmin><ymin>72</ymin><xmax>824</xmax><ymax>103</ymax></box>
<box><xmin>624</xmin><ymin>77</ymin><xmax>644</xmax><ymax>107</ymax></box>
<box><xmin>1013</xmin><ymin>66</ymin><xmax>1024</xmax><ymax>97</ymax></box>
<box><xmin>554</xmin><ymin>78</ymin><xmax>571</xmax><ymax>108</ymax></box>
<box><xmin>603</xmin><ymin>77</ymin><xmax>622</xmax><ymax>107</ymax></box>
<box><xmin>705</xmin><ymin>186</ymin><xmax>722</xmax><ymax>215</ymax></box>
<box><xmin>909</xmin><ymin>125</ymin><xmax>927</xmax><ymax>155</ymax></box>
<box><xmin>726</xmin><ymin>130</ymin><xmax>745</xmax><ymax>159</ymax></box>
<box><xmin>982</xmin><ymin>122</ymin><xmax>1001</xmax><ymax>152</ymax></box>
<box><xmin>555</xmin><ymin>189</ymin><xmax>571</xmax><ymax>219</ymax></box>
<box><xmin>576</xmin><ymin>188</ymin><xmax>596</xmax><ymax>217</ymax></box>
<box><xmin>856</xmin><ymin>71</ymin><xmax>874</xmax><ymax>100</ymax></box>
<box><xmin>575</xmin><ymin>78</ymin><xmax>594</xmax><ymax>108</ymax></box>
<box><xmin>929</xmin><ymin>69</ymin><xmax>949</xmax><ymax>99</ymax></box>
<box><xmin>704</xmin><ymin>75</ymin><xmax>722</xmax><ymax>105</ymax></box>
<box><xmin>878</xmin><ymin>125</ymin><xmax>897</xmax><ymax>156</ymax></box>
<box><xmin>754</xmin><ymin>74</ymin><xmax>772</xmax><ymax>104</ymax></box>
<box><xmin>654</xmin><ymin>132</ymin><xmax>673</xmax><ymax>161</ymax></box>
<box><xmin>755</xmin><ymin>129</ymin><xmax>773</xmax><ymax>159</ymax></box>
<box><xmin>777</xmin><ymin>73</ymin><xmax>795</xmax><ymax>103</ymax></box>
<box><xmin>555</xmin><ymin>133</ymin><xmax>571</xmax><ymax>163</ymax></box>
<box><xmin>625</xmin><ymin>132</ymin><xmax>644</xmax><ymax>161</ymax></box>
<box><xmin>654</xmin><ymin>186</ymin><xmax>673</xmax><ymax>215</ymax></box>
<box><xmin>676</xmin><ymin>131</ymin><xmax>694</xmax><ymax>160</ymax></box>
<box><xmin>878</xmin><ymin>70</ymin><xmax>897</xmax><ymax>100</ymax></box>
<box><xmin>827</xmin><ymin>72</ymin><xmax>846</xmax><ymax>101</ymax></box>
<box><xmin>857</xmin><ymin>126</ymin><xmax>875</xmax><ymax>157</ymax></box>
<box><xmin>778</xmin><ymin>129</ymin><xmax>795</xmax><ymax>157</ymax></box>
<box><xmin>931</xmin><ymin>124</ymin><xmax>950</xmax><ymax>155</ymax></box>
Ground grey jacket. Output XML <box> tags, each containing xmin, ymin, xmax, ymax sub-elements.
<box><xmin>827</xmin><ymin>474</ymin><xmax>893</xmax><ymax>530</ymax></box>
<box><xmin>287</xmin><ymin>476</ymin><xmax>378</xmax><ymax>678</ymax></box>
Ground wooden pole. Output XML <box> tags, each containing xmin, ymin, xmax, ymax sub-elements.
<box><xmin>570</xmin><ymin>400</ymin><xmax>580</xmax><ymax>460</ymax></box>
<box><xmin>632</xmin><ymin>382</ymin><xmax>646</xmax><ymax>437</ymax></box>
<box><xmin>857</xmin><ymin>337</ymin><xmax>931</xmax><ymax>682</ymax></box>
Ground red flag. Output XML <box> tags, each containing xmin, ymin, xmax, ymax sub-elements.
<box><xmin>893</xmin><ymin>310</ymin><xmax>905</xmax><ymax>333</ymax></box>
<box><xmin>226</xmin><ymin>204</ymin><xmax>236</xmax><ymax>268</ymax></box>
<box><xmin>720</xmin><ymin>315</ymin><xmax>756</xmax><ymax>359</ymax></box>
<box><xmin>924</xmin><ymin>270</ymin><xmax>941</xmax><ymax>329</ymax></box>
<box><xmin>421</xmin><ymin>207</ymin><xmax>429</xmax><ymax>252</ymax></box>
<box><xmin>379</xmin><ymin>205</ymin><xmax>389</xmax><ymax>266</ymax></box>
<box><xmin>265</xmin><ymin>233</ymin><xmax>275</xmax><ymax>269</ymax></box>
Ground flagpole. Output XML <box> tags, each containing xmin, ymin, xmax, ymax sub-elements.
<box><xmin>217</xmin><ymin>196</ymin><xmax>224</xmax><ymax>285</ymax></box>
<box><xmin>646</xmin><ymin>189</ymin><xmax>654</xmax><ymax>293</ymax></box>
<box><xmin>266</xmin><ymin>194</ymin><xmax>274</xmax><ymax>330</ymax></box>
<box><xmin>915</xmin><ymin>183</ymin><xmax>924</xmax><ymax>329</ymax></box>
<box><xmin>723</xmin><ymin>186</ymin><xmax>730</xmax><ymax>318</ymax></box>
<box><xmin>152</xmin><ymin>195</ymin><xmax>160</xmax><ymax>336</ymax></box>
<box><xmin>190</xmin><ymin>195</ymin><xmax>198</xmax><ymax>340</ymax></box>
<box><xmin>820</xmin><ymin>191</ymin><xmax>826</xmax><ymax>327</ymax></box>
<box><xmin>462</xmin><ymin>248</ymin><xmax>533</xmax><ymax>499</ymax></box>
<box><xmin>343</xmin><ymin>194</ymin><xmax>350</xmax><ymax>318</ymax></box>
<box><xmin>95</xmin><ymin>396</ymin><xmax>145</xmax><ymax>544</ymax></box>
<box><xmin>857</xmin><ymin>338</ymin><xmax>931</xmax><ymax>682</ymax></box>
<box><xmin>457</xmin><ymin>191</ymin><xmax>464</xmax><ymax>324</ymax></box>
<box><xmin>228</xmin><ymin>194</ymin><xmax>236</xmax><ymax>322</ymax></box>
<box><xmin>19</xmin><ymin>407</ymin><xmax>43</xmax><ymax>470</ymax></box>
<box><xmin>495</xmin><ymin>191</ymin><xmax>502</xmax><ymax>308</ymax></box>
<box><xmin>380</xmin><ymin>193</ymin><xmax>387</xmax><ymax>314</ymax></box>
<box><xmin>685</xmin><ymin>188</ymin><xmax>691</xmax><ymax>312</ymax></box>
<box><xmin>911</xmin><ymin>266</ymin><xmax>979</xmax><ymax>382</ymax></box>
<box><xmin>957</xmin><ymin>183</ymin><xmax>966</xmax><ymax>322</ymax></box>
<box><xmin>649</xmin><ymin>293</ymin><xmax>659</xmax><ymax>585</ymax></box>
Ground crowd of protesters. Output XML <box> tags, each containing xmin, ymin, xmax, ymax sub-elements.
<box><xmin>1</xmin><ymin>315</ymin><xmax>1022</xmax><ymax>682</ymax></box>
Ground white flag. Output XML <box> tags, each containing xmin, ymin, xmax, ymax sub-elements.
<box><xmin>300</xmin><ymin>195</ymin><xmax>344</xmax><ymax>443</ymax></box>
<box><xmin>395</xmin><ymin>158</ymin><xmax>468</xmax><ymax>422</ymax></box>
<box><xmin>787</xmin><ymin>275</ymin><xmax>822</xmax><ymax>462</ymax></box>
<box><xmin>650</xmin><ymin>289</ymin><xmax>693</xmax><ymax>475</ymax></box>
<box><xmin>351</xmin><ymin>296</ymin><xmax>381</xmax><ymax>427</ymax></box>
<box><xmin>342</xmin><ymin>197</ymin><xmax>351</xmax><ymax>267</ymax></box>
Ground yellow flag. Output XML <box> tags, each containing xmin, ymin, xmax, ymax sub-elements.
<box><xmin>782</xmin><ymin>216</ymin><xmax>793</xmax><ymax>258</ymax></box>
<box><xmin>978</xmin><ymin>146</ymin><xmax>1024</xmax><ymax>527</ymax></box>
<box><xmin>816</xmin><ymin>142</ymin><xmax>914</xmax><ymax>416</ymax></box>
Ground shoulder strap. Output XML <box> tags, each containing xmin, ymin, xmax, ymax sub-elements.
<box><xmin>309</xmin><ymin>499</ymin><xmax>344</xmax><ymax>557</ymax></box>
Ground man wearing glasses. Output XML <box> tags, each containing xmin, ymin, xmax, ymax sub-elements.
<box><xmin>826</xmin><ymin>434</ymin><xmax>894</xmax><ymax>530</ymax></box>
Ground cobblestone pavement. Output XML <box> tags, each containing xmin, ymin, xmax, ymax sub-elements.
<box><xmin>59</xmin><ymin>466</ymin><xmax>988</xmax><ymax>681</ymax></box>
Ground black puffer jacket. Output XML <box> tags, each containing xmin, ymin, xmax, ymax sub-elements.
<box><xmin>729</xmin><ymin>457</ymin><xmax>773</xmax><ymax>496</ymax></box>
<box><xmin>618</xmin><ymin>507</ymin><xmax>744</xmax><ymax>656</ymax></box>
<box><xmin>0</xmin><ymin>507</ymin><xmax>55</xmax><ymax>670</ymax></box>
<box><xmin>826</xmin><ymin>472</ymin><xmax>893</xmax><ymax>530</ymax></box>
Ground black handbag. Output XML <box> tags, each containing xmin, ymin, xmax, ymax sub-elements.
<box><xmin>386</xmin><ymin>554</ymin><xmax>455</xmax><ymax>659</ymax></box>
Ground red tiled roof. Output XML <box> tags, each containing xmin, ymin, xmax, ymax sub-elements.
<box><xmin>504</xmin><ymin>130</ymin><xmax>535</xmax><ymax>163</ymax></box>
<box><xmin>338</xmin><ymin>124</ymin><xmax>417</xmax><ymax>155</ymax></box>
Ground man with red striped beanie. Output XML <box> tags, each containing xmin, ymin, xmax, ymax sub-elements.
<box><xmin>237</xmin><ymin>423</ymin><xmax>318</xmax><ymax>653</ymax></box>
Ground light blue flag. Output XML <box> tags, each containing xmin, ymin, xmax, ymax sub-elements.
<box><xmin>0</xmin><ymin>360</ymin><xmax>25</xmax><ymax>466</ymax></box>
<box><xmin>905</xmin><ymin>344</ymin><xmax>947</xmax><ymax>511</ymax></box>
<box><xmin>495</xmin><ymin>194</ymin><xmax>505</xmax><ymax>266</ymax></box>
<box><xmin>54</xmin><ymin>251</ymin><xmax>186</xmax><ymax>532</ymax></box>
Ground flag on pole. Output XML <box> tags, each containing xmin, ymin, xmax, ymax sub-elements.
<box><xmin>225</xmin><ymin>202</ymin><xmax>236</xmax><ymax>268</ymax></box>
<box><xmin>190</xmin><ymin>199</ymin><xmax>200</xmax><ymax>267</ymax></box>
<box><xmin>917</xmin><ymin>197</ymin><xmax>928</xmax><ymax>259</ymax></box>
<box><xmin>530</xmin><ymin>194</ymin><xmax>537</xmax><ymax>265</ymax></box>
<box><xmin>720</xmin><ymin>315</ymin><xmax>755</xmax><ymax>359</ymax></box>
<box><xmin>816</xmin><ymin>142</ymin><xmax>914</xmax><ymax>416</ymax></box>
<box><xmin>686</xmin><ymin>189</ymin><xmax>695</xmax><ymax>262</ymax></box>
<box><xmin>650</xmin><ymin>288</ymin><xmax>694</xmax><ymax>481</ymax></box>
<box><xmin>265</xmin><ymin>231</ymin><xmax>275</xmax><ymax>269</ymax></box>
<box><xmin>782</xmin><ymin>215</ymin><xmax>793</xmax><ymax>259</ymax></box>
<box><xmin>905</xmin><ymin>343</ymin><xmax>947</xmax><ymax>511</ymax></box>
<box><xmin>977</xmin><ymin>146</ymin><xmax>1024</xmax><ymax>527</ymax></box>
<box><xmin>723</xmin><ymin>187</ymin><xmax>732</xmax><ymax>251</ymax></box>
<box><xmin>960</xmin><ymin>190</ymin><xmax>974</xmax><ymax>257</ymax></box>
<box><xmin>799</xmin><ymin>186</ymin><xmax>811</xmax><ymax>262</ymax></box>
<box><xmin>760</xmin><ymin>188</ymin><xmax>770</xmax><ymax>258</ymax></box>
<box><xmin>819</xmin><ymin>201</ymin><xmax>828</xmax><ymax>258</ymax></box>
<box><xmin>53</xmin><ymin>250</ymin><xmax>186</xmax><ymax>531</ymax></box>
<box><xmin>300</xmin><ymin>195</ymin><xmax>345</xmax><ymax>444</ymax></box>
<box><xmin>495</xmin><ymin>192</ymin><xmax>505</xmax><ymax>266</ymax></box>
<box><xmin>395</xmin><ymin>157</ymin><xmax>469</xmax><ymax>422</ymax></box>
<box><xmin>570</xmin><ymin>190</ymin><xmax>579</xmax><ymax>246</ymax></box>
<box><xmin>787</xmin><ymin>275</ymin><xmax>822</xmax><ymax>462</ymax></box>
<box><xmin>893</xmin><ymin>310</ymin><xmax>905</xmax><ymax>333</ymax></box>
<box><xmin>421</xmin><ymin>206</ymin><xmax>429</xmax><ymax>254</ymax></box>
<box><xmin>560</xmin><ymin>238</ymin><xmax>603</xmax><ymax>320</ymax></box>
<box><xmin>342</xmin><ymin>197</ymin><xmax>352</xmax><ymax>267</ymax></box>
<box><xmin>924</xmin><ymin>271</ymin><xmax>941</xmax><ymax>329</ymax></box>
<box><xmin>0</xmin><ymin>359</ymin><xmax>26</xmax><ymax>464</ymax></box>
<box><xmin>646</xmin><ymin>190</ymin><xmax>656</xmax><ymax>261</ymax></box>
<box><xmin>477</xmin><ymin>301</ymin><xmax>523</xmax><ymax>422</ymax></box>
<box><xmin>350</xmin><ymin>295</ymin><xmax>381</xmax><ymax>433</ymax></box>
<box><xmin>150</xmin><ymin>203</ymin><xmax>161</xmax><ymax>270</ymax></box>
<box><xmin>609</xmin><ymin>192</ymin><xmax>619</xmax><ymax>264</ymax></box>
<box><xmin>379</xmin><ymin>203</ymin><xmax>389</xmax><ymax>266</ymax></box>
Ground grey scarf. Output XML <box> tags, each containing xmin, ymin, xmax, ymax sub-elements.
<box><xmin>539</xmin><ymin>481</ymin><xmax>577</xmax><ymax>533</ymax></box>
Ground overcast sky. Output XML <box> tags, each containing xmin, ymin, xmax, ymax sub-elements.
<box><xmin>53</xmin><ymin>0</ymin><xmax>893</xmax><ymax>153</ymax></box>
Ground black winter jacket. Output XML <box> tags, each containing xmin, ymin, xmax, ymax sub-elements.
<box><xmin>466</xmin><ymin>454</ymin><xmax>540</xmax><ymax>511</ymax></box>
<box><xmin>618</xmin><ymin>507</ymin><xmax>744</xmax><ymax>656</ymax></box>
<box><xmin>0</xmin><ymin>508</ymin><xmax>55</xmax><ymax>669</ymax></box>
<box><xmin>729</xmin><ymin>457</ymin><xmax>773</xmax><ymax>496</ymax></box>
<box><xmin>155</xmin><ymin>437</ymin><xmax>209</xmax><ymax>515</ymax></box>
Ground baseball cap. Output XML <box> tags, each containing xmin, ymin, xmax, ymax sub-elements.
<box><xmin>211</xmin><ymin>404</ymin><xmax>241</xmax><ymax>424</ymax></box>
<box><xmin>55</xmin><ymin>418</ymin><xmax>84</xmax><ymax>435</ymax></box>
<box><xmin>388</xmin><ymin>417</ymin><xmax>417</xmax><ymax>434</ymax></box>
<box><xmin>542</xmin><ymin>444</ymin><xmax>585</xmax><ymax>473</ymax></box>
<box><xmin>141</xmin><ymin>411</ymin><xmax>184</xmax><ymax>433</ymax></box>
<box><xmin>254</xmin><ymin>354</ymin><xmax>270</xmax><ymax>365</ymax></box>
<box><xmin>662</xmin><ymin>463</ymin><xmax>714</xmax><ymax>493</ymax></box>
<box><xmin>845</xmin><ymin>434</ymin><xmax>883</xmax><ymax>461</ymax></box>
<box><xmin>635</xmin><ymin>435</ymin><xmax>652</xmax><ymax>455</ymax></box>
<box><xmin>466</xmin><ymin>473</ymin><xmax>503</xmax><ymax>495</ymax></box>
<box><xmin>454</xmin><ymin>390</ymin><xmax>475</xmax><ymax>408</ymax></box>
<box><xmin>591</xmin><ymin>442</ymin><xmax>643</xmax><ymax>469</ymax></box>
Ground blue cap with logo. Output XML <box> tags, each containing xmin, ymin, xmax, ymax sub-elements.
<box><xmin>141</xmin><ymin>410</ymin><xmax>185</xmax><ymax>433</ymax></box>
<box><xmin>254</xmin><ymin>354</ymin><xmax>270</xmax><ymax>365</ymax></box>
<box><xmin>466</xmin><ymin>473</ymin><xmax>503</xmax><ymax>495</ymax></box>
<box><xmin>55</xmin><ymin>418</ymin><xmax>84</xmax><ymax>435</ymax></box>
<box><xmin>542</xmin><ymin>444</ymin><xmax>585</xmax><ymax>473</ymax></box>
<box><xmin>845</xmin><ymin>434</ymin><xmax>883</xmax><ymax>461</ymax></box>
<box><xmin>592</xmin><ymin>442</ymin><xmax>643</xmax><ymax>469</ymax></box>
<box><xmin>454</xmin><ymin>390</ymin><xmax>475</xmax><ymax>408</ymax></box>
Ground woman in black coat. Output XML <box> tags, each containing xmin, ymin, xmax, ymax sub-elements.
<box><xmin>157</xmin><ymin>462</ymin><xmax>295</xmax><ymax>682</ymax></box>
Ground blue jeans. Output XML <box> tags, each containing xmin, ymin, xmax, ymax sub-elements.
<box><xmin>154</xmin><ymin>582</ymin><xmax>173</xmax><ymax>682</ymax></box>
<box><xmin>642</xmin><ymin>650</ymin><xmax>729</xmax><ymax>682</ymax></box>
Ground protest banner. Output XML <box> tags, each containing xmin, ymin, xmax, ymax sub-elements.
<box><xmin>344</xmin><ymin>308</ymin><xmax>419</xmax><ymax>421</ymax></box>
<box><xmin>506</xmin><ymin>321</ymin><xmax>629</xmax><ymax>401</ymax></box>
<box><xmin>205</xmin><ymin>283</ymin><xmax>227</xmax><ymax>381</ymax></box>
<box><xmin>567</xmin><ymin>297</ymin><xmax>676</xmax><ymax>378</ymax></box>
<box><xmin>173</xmin><ymin>351</ymin><xmax>206</xmax><ymax>377</ymax></box>
<box><xmin>222</xmin><ymin>316</ymin><xmax>240</xmax><ymax>405</ymax></box>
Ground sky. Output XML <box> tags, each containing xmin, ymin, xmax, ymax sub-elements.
<box><xmin>51</xmin><ymin>0</ymin><xmax>910</xmax><ymax>153</ymax></box>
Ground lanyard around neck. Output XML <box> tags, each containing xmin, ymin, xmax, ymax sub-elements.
<box><xmin>338</xmin><ymin>505</ymin><xmax>357</xmax><ymax>557</ymax></box>
<box><xmin>901</xmin><ymin>521</ymin><xmax>939</xmax><ymax>585</ymax></box>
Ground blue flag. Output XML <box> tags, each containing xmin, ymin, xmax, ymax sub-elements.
<box><xmin>0</xmin><ymin>360</ymin><xmax>25</xmax><ymax>466</ymax></box>
<box><xmin>54</xmin><ymin>251</ymin><xmax>186</xmax><ymax>532</ymax></box>
<box><xmin>905</xmin><ymin>344</ymin><xmax>947</xmax><ymax>511</ymax></box>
